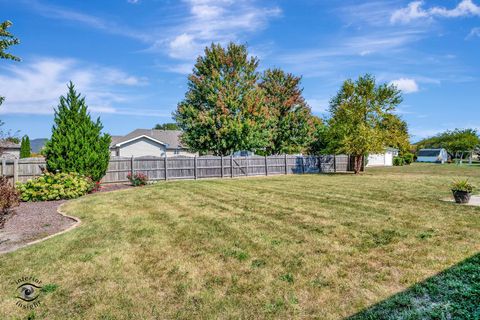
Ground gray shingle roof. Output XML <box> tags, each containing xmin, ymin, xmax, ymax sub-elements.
<box><xmin>110</xmin><ymin>129</ymin><xmax>185</xmax><ymax>149</ymax></box>
<box><xmin>0</xmin><ymin>140</ymin><xmax>20</xmax><ymax>148</ymax></box>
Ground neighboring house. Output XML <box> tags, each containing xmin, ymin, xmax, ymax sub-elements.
<box><xmin>110</xmin><ymin>129</ymin><xmax>197</xmax><ymax>157</ymax></box>
<box><xmin>417</xmin><ymin>148</ymin><xmax>449</xmax><ymax>163</ymax></box>
<box><xmin>366</xmin><ymin>148</ymin><xmax>399</xmax><ymax>167</ymax></box>
<box><xmin>0</xmin><ymin>140</ymin><xmax>21</xmax><ymax>159</ymax></box>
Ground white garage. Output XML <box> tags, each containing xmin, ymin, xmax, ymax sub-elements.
<box><xmin>367</xmin><ymin>148</ymin><xmax>399</xmax><ymax>167</ymax></box>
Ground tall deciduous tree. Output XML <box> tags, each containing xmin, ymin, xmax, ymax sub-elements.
<box><xmin>327</xmin><ymin>74</ymin><xmax>403</xmax><ymax>173</ymax></box>
<box><xmin>20</xmin><ymin>135</ymin><xmax>31</xmax><ymax>158</ymax></box>
<box><xmin>260</xmin><ymin>68</ymin><xmax>315</xmax><ymax>154</ymax></box>
<box><xmin>173</xmin><ymin>43</ymin><xmax>269</xmax><ymax>156</ymax></box>
<box><xmin>43</xmin><ymin>82</ymin><xmax>111</xmax><ymax>181</ymax></box>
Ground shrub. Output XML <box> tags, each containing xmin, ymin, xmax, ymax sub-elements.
<box><xmin>17</xmin><ymin>172</ymin><xmax>94</xmax><ymax>202</ymax></box>
<box><xmin>402</xmin><ymin>153</ymin><xmax>414</xmax><ymax>165</ymax></box>
<box><xmin>0</xmin><ymin>176</ymin><xmax>20</xmax><ymax>228</ymax></box>
<box><xmin>127</xmin><ymin>172</ymin><xmax>148</xmax><ymax>186</ymax></box>
<box><xmin>451</xmin><ymin>179</ymin><xmax>475</xmax><ymax>193</ymax></box>
<box><xmin>393</xmin><ymin>156</ymin><xmax>404</xmax><ymax>166</ymax></box>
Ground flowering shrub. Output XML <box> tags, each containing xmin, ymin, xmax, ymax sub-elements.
<box><xmin>0</xmin><ymin>176</ymin><xmax>19</xmax><ymax>228</ymax></box>
<box><xmin>127</xmin><ymin>172</ymin><xmax>148</xmax><ymax>186</ymax></box>
<box><xmin>17</xmin><ymin>172</ymin><xmax>94</xmax><ymax>201</ymax></box>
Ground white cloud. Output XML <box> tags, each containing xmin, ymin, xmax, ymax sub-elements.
<box><xmin>28</xmin><ymin>1</ymin><xmax>151</xmax><ymax>42</ymax></box>
<box><xmin>467</xmin><ymin>27</ymin><xmax>480</xmax><ymax>39</ymax></box>
<box><xmin>429</xmin><ymin>0</ymin><xmax>480</xmax><ymax>17</ymax></box>
<box><xmin>391</xmin><ymin>0</ymin><xmax>480</xmax><ymax>24</ymax></box>
<box><xmin>0</xmin><ymin>58</ymin><xmax>146</xmax><ymax>115</ymax></box>
<box><xmin>389</xmin><ymin>78</ymin><xmax>419</xmax><ymax>93</ymax></box>
<box><xmin>158</xmin><ymin>0</ymin><xmax>281</xmax><ymax>70</ymax></box>
<box><xmin>390</xmin><ymin>1</ymin><xmax>429</xmax><ymax>24</ymax></box>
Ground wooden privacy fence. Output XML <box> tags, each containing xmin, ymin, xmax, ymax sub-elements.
<box><xmin>0</xmin><ymin>155</ymin><xmax>354</xmax><ymax>184</ymax></box>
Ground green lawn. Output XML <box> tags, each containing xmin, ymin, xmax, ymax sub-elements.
<box><xmin>1</xmin><ymin>164</ymin><xmax>479</xmax><ymax>319</ymax></box>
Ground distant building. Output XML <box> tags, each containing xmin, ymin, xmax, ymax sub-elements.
<box><xmin>416</xmin><ymin>148</ymin><xmax>449</xmax><ymax>163</ymax></box>
<box><xmin>110</xmin><ymin>129</ymin><xmax>197</xmax><ymax>157</ymax></box>
<box><xmin>366</xmin><ymin>148</ymin><xmax>399</xmax><ymax>167</ymax></box>
<box><xmin>0</xmin><ymin>140</ymin><xmax>21</xmax><ymax>159</ymax></box>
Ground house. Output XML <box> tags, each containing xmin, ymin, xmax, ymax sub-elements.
<box><xmin>110</xmin><ymin>129</ymin><xmax>197</xmax><ymax>157</ymax></box>
<box><xmin>0</xmin><ymin>140</ymin><xmax>21</xmax><ymax>159</ymax></box>
<box><xmin>366</xmin><ymin>148</ymin><xmax>399</xmax><ymax>167</ymax></box>
<box><xmin>416</xmin><ymin>148</ymin><xmax>449</xmax><ymax>163</ymax></box>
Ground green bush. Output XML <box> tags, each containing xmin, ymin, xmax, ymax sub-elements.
<box><xmin>393</xmin><ymin>156</ymin><xmax>404</xmax><ymax>166</ymax></box>
<box><xmin>402</xmin><ymin>153</ymin><xmax>414</xmax><ymax>165</ymax></box>
<box><xmin>17</xmin><ymin>172</ymin><xmax>94</xmax><ymax>202</ymax></box>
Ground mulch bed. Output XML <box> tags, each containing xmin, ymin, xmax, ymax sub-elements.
<box><xmin>0</xmin><ymin>183</ymin><xmax>133</xmax><ymax>254</ymax></box>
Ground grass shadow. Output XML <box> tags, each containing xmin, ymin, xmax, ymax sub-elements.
<box><xmin>348</xmin><ymin>253</ymin><xmax>480</xmax><ymax>320</ymax></box>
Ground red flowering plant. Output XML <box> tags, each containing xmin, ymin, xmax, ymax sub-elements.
<box><xmin>127</xmin><ymin>172</ymin><xmax>148</xmax><ymax>186</ymax></box>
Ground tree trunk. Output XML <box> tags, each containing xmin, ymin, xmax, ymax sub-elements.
<box><xmin>354</xmin><ymin>155</ymin><xmax>363</xmax><ymax>174</ymax></box>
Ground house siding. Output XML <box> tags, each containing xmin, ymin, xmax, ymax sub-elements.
<box><xmin>117</xmin><ymin>137</ymin><xmax>166</xmax><ymax>157</ymax></box>
<box><xmin>0</xmin><ymin>148</ymin><xmax>20</xmax><ymax>159</ymax></box>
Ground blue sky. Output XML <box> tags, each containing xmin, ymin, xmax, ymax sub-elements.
<box><xmin>0</xmin><ymin>0</ymin><xmax>479</xmax><ymax>141</ymax></box>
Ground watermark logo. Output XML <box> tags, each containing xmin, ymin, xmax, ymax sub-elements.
<box><xmin>13</xmin><ymin>276</ymin><xmax>43</xmax><ymax>309</ymax></box>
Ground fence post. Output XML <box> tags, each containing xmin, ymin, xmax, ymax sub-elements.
<box><xmin>333</xmin><ymin>154</ymin><xmax>336</xmax><ymax>173</ymax></box>
<box><xmin>301</xmin><ymin>156</ymin><xmax>305</xmax><ymax>174</ymax></box>
<box><xmin>245</xmin><ymin>156</ymin><xmax>249</xmax><ymax>176</ymax></box>
<box><xmin>220</xmin><ymin>156</ymin><xmax>224</xmax><ymax>178</ymax></box>
<box><xmin>130</xmin><ymin>156</ymin><xmax>134</xmax><ymax>177</ymax></box>
<box><xmin>194</xmin><ymin>156</ymin><xmax>197</xmax><ymax>180</ymax></box>
<box><xmin>230</xmin><ymin>155</ymin><xmax>234</xmax><ymax>178</ymax></box>
<box><xmin>265</xmin><ymin>155</ymin><xmax>268</xmax><ymax>176</ymax></box>
<box><xmin>284</xmin><ymin>154</ymin><xmax>288</xmax><ymax>175</ymax></box>
<box><xmin>13</xmin><ymin>158</ymin><xmax>18</xmax><ymax>184</ymax></box>
<box><xmin>164</xmin><ymin>155</ymin><xmax>168</xmax><ymax>180</ymax></box>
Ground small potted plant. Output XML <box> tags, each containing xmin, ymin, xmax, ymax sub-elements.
<box><xmin>451</xmin><ymin>179</ymin><xmax>475</xmax><ymax>204</ymax></box>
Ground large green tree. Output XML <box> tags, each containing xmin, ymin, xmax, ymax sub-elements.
<box><xmin>327</xmin><ymin>74</ymin><xmax>403</xmax><ymax>173</ymax></box>
<box><xmin>416</xmin><ymin>129</ymin><xmax>479</xmax><ymax>158</ymax></box>
<box><xmin>260</xmin><ymin>68</ymin><xmax>315</xmax><ymax>154</ymax></box>
<box><xmin>43</xmin><ymin>82</ymin><xmax>111</xmax><ymax>181</ymax></box>
<box><xmin>20</xmin><ymin>135</ymin><xmax>31</xmax><ymax>158</ymax></box>
<box><xmin>173</xmin><ymin>43</ymin><xmax>270</xmax><ymax>156</ymax></box>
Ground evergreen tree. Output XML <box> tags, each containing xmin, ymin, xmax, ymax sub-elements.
<box><xmin>43</xmin><ymin>82</ymin><xmax>111</xmax><ymax>181</ymax></box>
<box><xmin>20</xmin><ymin>135</ymin><xmax>31</xmax><ymax>158</ymax></box>
<box><xmin>260</xmin><ymin>68</ymin><xmax>315</xmax><ymax>154</ymax></box>
<box><xmin>173</xmin><ymin>43</ymin><xmax>270</xmax><ymax>156</ymax></box>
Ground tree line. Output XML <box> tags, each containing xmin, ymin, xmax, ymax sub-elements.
<box><xmin>174</xmin><ymin>43</ymin><xmax>410</xmax><ymax>173</ymax></box>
